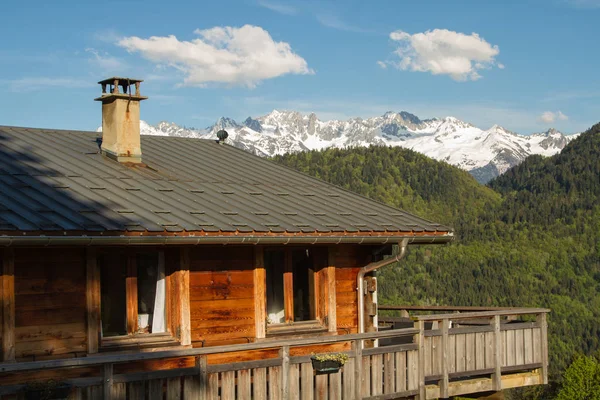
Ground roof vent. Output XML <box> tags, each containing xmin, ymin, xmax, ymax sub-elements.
<box><xmin>216</xmin><ymin>129</ymin><xmax>229</xmax><ymax>144</ymax></box>
<box><xmin>95</xmin><ymin>77</ymin><xmax>147</xmax><ymax>164</ymax></box>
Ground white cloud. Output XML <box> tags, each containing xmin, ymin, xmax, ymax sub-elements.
<box><xmin>381</xmin><ymin>29</ymin><xmax>501</xmax><ymax>81</ymax></box>
<box><xmin>85</xmin><ymin>48</ymin><xmax>126</xmax><ymax>71</ymax></box>
<box><xmin>257</xmin><ymin>0</ymin><xmax>297</xmax><ymax>15</ymax></box>
<box><xmin>377</xmin><ymin>61</ymin><xmax>387</xmax><ymax>69</ymax></box>
<box><xmin>117</xmin><ymin>25</ymin><xmax>313</xmax><ymax>88</ymax></box>
<box><xmin>539</xmin><ymin>111</ymin><xmax>569</xmax><ymax>124</ymax></box>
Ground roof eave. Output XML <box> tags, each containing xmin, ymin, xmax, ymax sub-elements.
<box><xmin>0</xmin><ymin>233</ymin><xmax>454</xmax><ymax>246</ymax></box>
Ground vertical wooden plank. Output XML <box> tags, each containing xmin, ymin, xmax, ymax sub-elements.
<box><xmin>432</xmin><ymin>335</ymin><xmax>441</xmax><ymax>377</ymax></box>
<box><xmin>524</xmin><ymin>328</ymin><xmax>534</xmax><ymax>364</ymax></box>
<box><xmin>128</xmin><ymin>381</ymin><xmax>145</xmax><ymax>400</ymax></box>
<box><xmin>88</xmin><ymin>386</ymin><xmax>104</xmax><ymax>400</ymax></box>
<box><xmin>423</xmin><ymin>337</ymin><xmax>432</xmax><ymax>377</ymax></box>
<box><xmin>103</xmin><ymin>364</ymin><xmax>113</xmax><ymax>400</ymax></box>
<box><xmin>207</xmin><ymin>374</ymin><xmax>218</xmax><ymax>400</ymax></box>
<box><xmin>329</xmin><ymin>370</ymin><xmax>342</xmax><ymax>400</ymax></box>
<box><xmin>2</xmin><ymin>248</ymin><xmax>15</xmax><ymax>361</ymax></box>
<box><xmin>532</xmin><ymin>328</ymin><xmax>541</xmax><ymax>363</ymax></box>
<box><xmin>395</xmin><ymin>351</ymin><xmax>406</xmax><ymax>392</ymax></box>
<box><xmin>416</xmin><ymin>320</ymin><xmax>426</xmax><ymax>400</ymax></box>
<box><xmin>383</xmin><ymin>352</ymin><xmax>395</xmax><ymax>394</ymax></box>
<box><xmin>197</xmin><ymin>356</ymin><xmax>208</xmax><ymax>400</ymax></box>
<box><xmin>288</xmin><ymin>364</ymin><xmax>299</xmax><ymax>400</ymax></box>
<box><xmin>183</xmin><ymin>376</ymin><xmax>199</xmax><ymax>400</ymax></box>
<box><xmin>407</xmin><ymin>350</ymin><xmax>419</xmax><ymax>391</ymax></box>
<box><xmin>342</xmin><ymin>357</ymin><xmax>355</xmax><ymax>400</ymax></box>
<box><xmin>492</xmin><ymin>315</ymin><xmax>502</xmax><ymax>391</ymax></box>
<box><xmin>67</xmin><ymin>388</ymin><xmax>82</xmax><ymax>400</ymax></box>
<box><xmin>167</xmin><ymin>377</ymin><xmax>181</xmax><ymax>400</ymax></box>
<box><xmin>537</xmin><ymin>312</ymin><xmax>549</xmax><ymax>384</ymax></box>
<box><xmin>476</xmin><ymin>331</ymin><xmax>486</xmax><ymax>370</ymax></box>
<box><xmin>448</xmin><ymin>333</ymin><xmax>456</xmax><ymax>374</ymax></box>
<box><xmin>326</xmin><ymin>250</ymin><xmax>337</xmax><ymax>333</ymax></box>
<box><xmin>515</xmin><ymin>329</ymin><xmax>525</xmax><ymax>366</ymax></box>
<box><xmin>440</xmin><ymin>319</ymin><xmax>449</xmax><ymax>399</ymax></box>
<box><xmin>254</xmin><ymin>367</ymin><xmax>268</xmax><ymax>400</ymax></box>
<box><xmin>361</xmin><ymin>353</ymin><xmax>371</xmax><ymax>398</ymax></box>
<box><xmin>506</xmin><ymin>329</ymin><xmax>516</xmax><ymax>367</ymax></box>
<box><xmin>238</xmin><ymin>369</ymin><xmax>252</xmax><ymax>400</ymax></box>
<box><xmin>281</xmin><ymin>346</ymin><xmax>290</xmax><ymax>400</ymax></box>
<box><xmin>148</xmin><ymin>379</ymin><xmax>163</xmax><ymax>400</ymax></box>
<box><xmin>502</xmin><ymin>330</ymin><xmax>508</xmax><ymax>367</ymax></box>
<box><xmin>371</xmin><ymin>354</ymin><xmax>383</xmax><ymax>396</ymax></box>
<box><xmin>455</xmin><ymin>334</ymin><xmax>466</xmax><ymax>373</ymax></box>
<box><xmin>86</xmin><ymin>248</ymin><xmax>100</xmax><ymax>354</ymax></box>
<box><xmin>352</xmin><ymin>340</ymin><xmax>362</xmax><ymax>400</ymax></box>
<box><xmin>485</xmin><ymin>331</ymin><xmax>494</xmax><ymax>369</ymax></box>
<box><xmin>283</xmin><ymin>251</ymin><xmax>294</xmax><ymax>323</ymax></box>
<box><xmin>254</xmin><ymin>248</ymin><xmax>266</xmax><ymax>339</ymax></box>
<box><xmin>315</xmin><ymin>374</ymin><xmax>328</xmax><ymax>400</ymax></box>
<box><xmin>465</xmin><ymin>333</ymin><xmax>476</xmax><ymax>371</ymax></box>
<box><xmin>126</xmin><ymin>253</ymin><xmax>138</xmax><ymax>335</ymax></box>
<box><xmin>113</xmin><ymin>383</ymin><xmax>126</xmax><ymax>400</ymax></box>
<box><xmin>269</xmin><ymin>366</ymin><xmax>282</xmax><ymax>400</ymax></box>
<box><xmin>221</xmin><ymin>371</ymin><xmax>236</xmax><ymax>400</ymax></box>
<box><xmin>300</xmin><ymin>363</ymin><xmax>314</xmax><ymax>400</ymax></box>
<box><xmin>178</xmin><ymin>249</ymin><xmax>192</xmax><ymax>346</ymax></box>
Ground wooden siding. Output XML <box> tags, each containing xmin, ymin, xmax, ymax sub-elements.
<box><xmin>14</xmin><ymin>248</ymin><xmax>87</xmax><ymax>360</ymax></box>
<box><xmin>189</xmin><ymin>246</ymin><xmax>256</xmax><ymax>346</ymax></box>
<box><xmin>334</xmin><ymin>245</ymin><xmax>373</xmax><ymax>333</ymax></box>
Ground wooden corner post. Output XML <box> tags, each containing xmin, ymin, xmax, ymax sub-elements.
<box><xmin>254</xmin><ymin>247</ymin><xmax>266</xmax><ymax>339</ymax></box>
<box><xmin>2</xmin><ymin>248</ymin><xmax>15</xmax><ymax>361</ymax></box>
<box><xmin>86</xmin><ymin>248</ymin><xmax>100</xmax><ymax>354</ymax></box>
<box><xmin>537</xmin><ymin>312</ymin><xmax>548</xmax><ymax>384</ymax></box>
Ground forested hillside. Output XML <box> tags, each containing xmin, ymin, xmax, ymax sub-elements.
<box><xmin>272</xmin><ymin>123</ymin><xmax>600</xmax><ymax>393</ymax></box>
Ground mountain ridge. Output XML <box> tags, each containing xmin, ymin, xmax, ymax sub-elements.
<box><xmin>101</xmin><ymin>110</ymin><xmax>579</xmax><ymax>183</ymax></box>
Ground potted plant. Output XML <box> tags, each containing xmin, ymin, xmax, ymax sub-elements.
<box><xmin>310</xmin><ymin>352</ymin><xmax>349</xmax><ymax>374</ymax></box>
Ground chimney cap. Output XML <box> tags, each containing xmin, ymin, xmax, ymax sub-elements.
<box><xmin>98</xmin><ymin>77</ymin><xmax>144</xmax><ymax>85</ymax></box>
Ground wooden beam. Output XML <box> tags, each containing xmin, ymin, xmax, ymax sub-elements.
<box><xmin>178</xmin><ymin>249</ymin><xmax>191</xmax><ymax>346</ymax></box>
<box><xmin>326</xmin><ymin>248</ymin><xmax>337</xmax><ymax>333</ymax></box>
<box><xmin>281</xmin><ymin>345</ymin><xmax>290</xmax><ymax>400</ymax></box>
<box><xmin>537</xmin><ymin>313</ymin><xmax>548</xmax><ymax>384</ymax></box>
<box><xmin>126</xmin><ymin>253</ymin><xmax>138</xmax><ymax>335</ymax></box>
<box><xmin>86</xmin><ymin>248</ymin><xmax>100</xmax><ymax>354</ymax></box>
<box><xmin>2</xmin><ymin>248</ymin><xmax>15</xmax><ymax>361</ymax></box>
<box><xmin>440</xmin><ymin>318</ymin><xmax>449</xmax><ymax>398</ymax></box>
<box><xmin>254</xmin><ymin>248</ymin><xmax>266</xmax><ymax>339</ymax></box>
<box><xmin>415</xmin><ymin>320</ymin><xmax>425</xmax><ymax>400</ymax></box>
<box><xmin>492</xmin><ymin>315</ymin><xmax>502</xmax><ymax>391</ymax></box>
<box><xmin>283</xmin><ymin>251</ymin><xmax>294</xmax><ymax>323</ymax></box>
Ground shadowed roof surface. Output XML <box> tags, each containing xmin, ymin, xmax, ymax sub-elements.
<box><xmin>0</xmin><ymin>125</ymin><xmax>452</xmax><ymax>239</ymax></box>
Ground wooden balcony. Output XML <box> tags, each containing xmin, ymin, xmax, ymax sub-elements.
<box><xmin>0</xmin><ymin>308</ymin><xmax>548</xmax><ymax>400</ymax></box>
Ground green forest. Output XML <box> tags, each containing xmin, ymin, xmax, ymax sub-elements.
<box><xmin>273</xmin><ymin>122</ymin><xmax>600</xmax><ymax>398</ymax></box>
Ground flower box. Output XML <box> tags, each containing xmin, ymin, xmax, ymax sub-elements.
<box><xmin>310</xmin><ymin>353</ymin><xmax>348</xmax><ymax>374</ymax></box>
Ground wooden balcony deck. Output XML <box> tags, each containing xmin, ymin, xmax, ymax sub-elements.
<box><xmin>0</xmin><ymin>307</ymin><xmax>548</xmax><ymax>400</ymax></box>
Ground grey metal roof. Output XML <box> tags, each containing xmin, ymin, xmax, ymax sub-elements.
<box><xmin>0</xmin><ymin>125</ymin><xmax>452</xmax><ymax>239</ymax></box>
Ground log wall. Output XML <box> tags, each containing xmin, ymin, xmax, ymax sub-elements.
<box><xmin>14</xmin><ymin>248</ymin><xmax>87</xmax><ymax>360</ymax></box>
<box><xmin>189</xmin><ymin>246</ymin><xmax>256</xmax><ymax>346</ymax></box>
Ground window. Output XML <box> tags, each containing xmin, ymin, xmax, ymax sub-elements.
<box><xmin>99</xmin><ymin>250</ymin><xmax>166</xmax><ymax>337</ymax></box>
<box><xmin>265</xmin><ymin>248</ymin><xmax>317</xmax><ymax>325</ymax></box>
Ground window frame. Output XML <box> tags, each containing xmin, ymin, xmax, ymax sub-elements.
<box><xmin>261</xmin><ymin>246</ymin><xmax>336</xmax><ymax>337</ymax></box>
<box><xmin>95</xmin><ymin>248</ymin><xmax>175</xmax><ymax>348</ymax></box>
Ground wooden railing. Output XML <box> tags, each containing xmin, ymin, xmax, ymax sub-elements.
<box><xmin>0</xmin><ymin>308</ymin><xmax>549</xmax><ymax>400</ymax></box>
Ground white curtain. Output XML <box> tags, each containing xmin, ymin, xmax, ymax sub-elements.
<box><xmin>152</xmin><ymin>252</ymin><xmax>166</xmax><ymax>333</ymax></box>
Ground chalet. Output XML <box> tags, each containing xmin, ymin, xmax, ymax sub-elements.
<box><xmin>0</xmin><ymin>78</ymin><xmax>548</xmax><ymax>399</ymax></box>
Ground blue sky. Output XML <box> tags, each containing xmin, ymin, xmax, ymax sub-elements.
<box><xmin>0</xmin><ymin>0</ymin><xmax>598</xmax><ymax>134</ymax></box>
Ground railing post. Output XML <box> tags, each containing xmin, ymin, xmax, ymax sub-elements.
<box><xmin>415</xmin><ymin>320</ymin><xmax>426</xmax><ymax>400</ymax></box>
<box><xmin>492</xmin><ymin>315</ymin><xmax>502</xmax><ymax>391</ymax></box>
<box><xmin>281</xmin><ymin>345</ymin><xmax>290</xmax><ymax>400</ymax></box>
<box><xmin>197</xmin><ymin>355</ymin><xmax>208</xmax><ymax>400</ymax></box>
<box><xmin>537</xmin><ymin>312</ymin><xmax>548</xmax><ymax>384</ymax></box>
<box><xmin>353</xmin><ymin>339</ymin><xmax>362</xmax><ymax>400</ymax></box>
<box><xmin>103</xmin><ymin>363</ymin><xmax>113</xmax><ymax>400</ymax></box>
<box><xmin>440</xmin><ymin>318</ymin><xmax>449</xmax><ymax>398</ymax></box>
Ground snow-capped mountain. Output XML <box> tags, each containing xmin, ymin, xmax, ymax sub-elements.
<box><xmin>102</xmin><ymin>110</ymin><xmax>579</xmax><ymax>183</ymax></box>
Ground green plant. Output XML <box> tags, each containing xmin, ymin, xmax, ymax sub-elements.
<box><xmin>311</xmin><ymin>352</ymin><xmax>349</xmax><ymax>366</ymax></box>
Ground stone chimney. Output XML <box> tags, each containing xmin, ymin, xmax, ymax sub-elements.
<box><xmin>95</xmin><ymin>77</ymin><xmax>147</xmax><ymax>163</ymax></box>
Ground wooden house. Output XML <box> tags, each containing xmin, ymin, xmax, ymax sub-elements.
<box><xmin>0</xmin><ymin>78</ymin><xmax>548</xmax><ymax>399</ymax></box>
